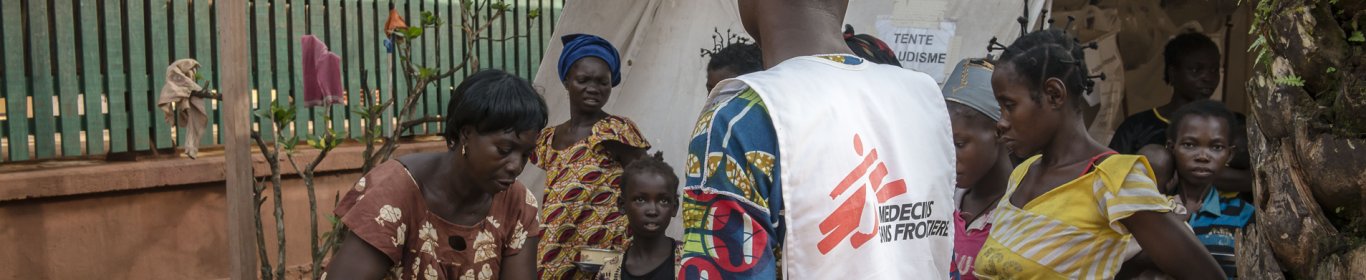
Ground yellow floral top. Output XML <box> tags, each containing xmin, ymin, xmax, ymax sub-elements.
<box><xmin>974</xmin><ymin>154</ymin><xmax>1173</xmax><ymax>279</ymax></box>
<box><xmin>531</xmin><ymin>115</ymin><xmax>651</xmax><ymax>280</ymax></box>
<box><xmin>332</xmin><ymin>160</ymin><xmax>540</xmax><ymax>280</ymax></box>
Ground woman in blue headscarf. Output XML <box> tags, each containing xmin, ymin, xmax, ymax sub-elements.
<box><xmin>530</xmin><ymin>34</ymin><xmax>651</xmax><ymax>280</ymax></box>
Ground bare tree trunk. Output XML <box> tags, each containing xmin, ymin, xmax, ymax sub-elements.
<box><xmin>1243</xmin><ymin>0</ymin><xmax>1366</xmax><ymax>278</ymax></box>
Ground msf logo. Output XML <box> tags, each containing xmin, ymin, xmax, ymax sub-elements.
<box><xmin>817</xmin><ymin>134</ymin><xmax>909</xmax><ymax>254</ymax></box>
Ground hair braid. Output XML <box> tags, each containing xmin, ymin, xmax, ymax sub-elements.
<box><xmin>998</xmin><ymin>29</ymin><xmax>1092</xmax><ymax>111</ymax></box>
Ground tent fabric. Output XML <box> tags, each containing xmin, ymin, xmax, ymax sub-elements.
<box><xmin>522</xmin><ymin>0</ymin><xmax>1043</xmax><ymax>238</ymax></box>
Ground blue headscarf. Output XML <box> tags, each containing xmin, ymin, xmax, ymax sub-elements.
<box><xmin>558</xmin><ymin>34</ymin><xmax>622</xmax><ymax>87</ymax></box>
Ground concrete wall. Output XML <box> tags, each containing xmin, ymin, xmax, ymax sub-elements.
<box><xmin>0</xmin><ymin>141</ymin><xmax>445</xmax><ymax>279</ymax></box>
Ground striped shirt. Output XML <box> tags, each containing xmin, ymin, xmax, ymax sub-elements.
<box><xmin>1187</xmin><ymin>188</ymin><xmax>1254</xmax><ymax>279</ymax></box>
<box><xmin>974</xmin><ymin>155</ymin><xmax>1173</xmax><ymax>279</ymax></box>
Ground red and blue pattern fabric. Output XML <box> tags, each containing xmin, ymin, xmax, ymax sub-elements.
<box><xmin>680</xmin><ymin>88</ymin><xmax>783</xmax><ymax>279</ymax></box>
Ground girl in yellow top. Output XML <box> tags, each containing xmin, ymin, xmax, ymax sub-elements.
<box><xmin>972</xmin><ymin>29</ymin><xmax>1225</xmax><ymax>279</ymax></box>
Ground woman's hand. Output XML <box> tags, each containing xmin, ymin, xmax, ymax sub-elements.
<box><xmin>499</xmin><ymin>236</ymin><xmax>540</xmax><ymax>280</ymax></box>
<box><xmin>1121</xmin><ymin>211</ymin><xmax>1226</xmax><ymax>280</ymax></box>
<box><xmin>324</xmin><ymin>230</ymin><xmax>393</xmax><ymax>280</ymax></box>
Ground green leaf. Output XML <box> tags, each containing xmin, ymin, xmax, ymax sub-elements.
<box><xmin>421</xmin><ymin>11</ymin><xmax>442</xmax><ymax>27</ymax></box>
<box><xmin>403</xmin><ymin>27</ymin><xmax>424</xmax><ymax>39</ymax></box>
<box><xmin>282</xmin><ymin>136</ymin><xmax>299</xmax><ymax>153</ymax></box>
<box><xmin>528</xmin><ymin>8</ymin><xmax>541</xmax><ymax>19</ymax></box>
<box><xmin>1255</xmin><ymin>48</ymin><xmax>1270</xmax><ymax>68</ymax></box>
<box><xmin>1327</xmin><ymin>67</ymin><xmax>1338</xmax><ymax>74</ymax></box>
<box><xmin>271</xmin><ymin>101</ymin><xmax>297</xmax><ymax>126</ymax></box>
<box><xmin>330</xmin><ymin>137</ymin><xmax>344</xmax><ymax>148</ymax></box>
<box><xmin>492</xmin><ymin>1</ymin><xmax>511</xmax><ymax>11</ymax></box>
<box><xmin>1349</xmin><ymin>31</ymin><xmax>1365</xmax><ymax>43</ymax></box>
<box><xmin>352</xmin><ymin>108</ymin><xmax>370</xmax><ymax>119</ymax></box>
<box><xmin>308</xmin><ymin>137</ymin><xmax>325</xmax><ymax>150</ymax></box>
<box><xmin>253</xmin><ymin>106</ymin><xmax>271</xmax><ymax>120</ymax></box>
<box><xmin>1274</xmin><ymin>74</ymin><xmax>1306</xmax><ymax>87</ymax></box>
<box><xmin>1248</xmin><ymin>35</ymin><xmax>1265</xmax><ymax>52</ymax></box>
<box><xmin>462</xmin><ymin>0</ymin><xmax>473</xmax><ymax>12</ymax></box>
<box><xmin>418</xmin><ymin>67</ymin><xmax>435</xmax><ymax>80</ymax></box>
<box><xmin>193</xmin><ymin>72</ymin><xmax>204</xmax><ymax>82</ymax></box>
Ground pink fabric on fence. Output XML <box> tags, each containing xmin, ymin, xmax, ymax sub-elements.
<box><xmin>301</xmin><ymin>35</ymin><xmax>344</xmax><ymax>107</ymax></box>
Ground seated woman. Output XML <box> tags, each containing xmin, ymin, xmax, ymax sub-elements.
<box><xmin>533</xmin><ymin>33</ymin><xmax>651</xmax><ymax>280</ymax></box>
<box><xmin>325</xmin><ymin>69</ymin><xmax>547</xmax><ymax>280</ymax></box>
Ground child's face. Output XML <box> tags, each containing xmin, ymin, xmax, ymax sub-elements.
<box><xmin>1168</xmin><ymin>115</ymin><xmax>1232</xmax><ymax>187</ymax></box>
<box><xmin>620</xmin><ymin>173</ymin><xmax>678</xmax><ymax>238</ymax></box>
<box><xmin>949</xmin><ymin>107</ymin><xmax>1002</xmax><ymax>189</ymax></box>
<box><xmin>991</xmin><ymin>64</ymin><xmax>1059</xmax><ymax>158</ymax></box>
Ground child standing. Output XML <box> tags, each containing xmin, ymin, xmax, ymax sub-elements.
<box><xmin>600</xmin><ymin>152</ymin><xmax>680</xmax><ymax>280</ymax></box>
<box><xmin>1164</xmin><ymin>100</ymin><xmax>1253</xmax><ymax>278</ymax></box>
<box><xmin>942</xmin><ymin>59</ymin><xmax>1013</xmax><ymax>280</ymax></box>
<box><xmin>971</xmin><ymin>29</ymin><xmax>1225</xmax><ymax>279</ymax></box>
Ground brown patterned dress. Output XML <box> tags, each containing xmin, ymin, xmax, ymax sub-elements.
<box><xmin>332</xmin><ymin>160</ymin><xmax>540</xmax><ymax>280</ymax></box>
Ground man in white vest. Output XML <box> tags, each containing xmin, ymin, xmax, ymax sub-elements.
<box><xmin>678</xmin><ymin>0</ymin><xmax>957</xmax><ymax>279</ymax></box>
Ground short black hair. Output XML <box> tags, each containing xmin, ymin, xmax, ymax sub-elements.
<box><xmin>997</xmin><ymin>29</ymin><xmax>1092</xmax><ymax>112</ymax></box>
<box><xmin>706</xmin><ymin>42</ymin><xmax>763</xmax><ymax>75</ymax></box>
<box><xmin>1166</xmin><ymin>100</ymin><xmax>1236</xmax><ymax>142</ymax></box>
<box><xmin>443</xmin><ymin>69</ymin><xmax>549</xmax><ymax>145</ymax></box>
<box><xmin>1162</xmin><ymin>32</ymin><xmax>1219</xmax><ymax>83</ymax></box>
<box><xmin>621</xmin><ymin>152</ymin><xmax>679</xmax><ymax>193</ymax></box>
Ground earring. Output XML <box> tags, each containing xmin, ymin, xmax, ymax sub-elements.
<box><xmin>461</xmin><ymin>144</ymin><xmax>467</xmax><ymax>156</ymax></box>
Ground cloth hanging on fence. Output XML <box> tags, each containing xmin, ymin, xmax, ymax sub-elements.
<box><xmin>156</xmin><ymin>58</ymin><xmax>206</xmax><ymax>159</ymax></box>
<box><xmin>302</xmin><ymin>35</ymin><xmax>344</xmax><ymax>107</ymax></box>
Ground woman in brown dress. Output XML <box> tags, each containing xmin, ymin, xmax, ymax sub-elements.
<box><xmin>325</xmin><ymin>69</ymin><xmax>547</xmax><ymax>280</ymax></box>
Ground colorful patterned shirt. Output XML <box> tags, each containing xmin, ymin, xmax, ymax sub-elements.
<box><xmin>679</xmin><ymin>87</ymin><xmax>784</xmax><ymax>279</ymax></box>
<box><xmin>531</xmin><ymin>115</ymin><xmax>652</xmax><ymax>280</ymax></box>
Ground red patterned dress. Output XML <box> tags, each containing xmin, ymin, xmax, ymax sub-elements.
<box><xmin>531</xmin><ymin>115</ymin><xmax>651</xmax><ymax>280</ymax></box>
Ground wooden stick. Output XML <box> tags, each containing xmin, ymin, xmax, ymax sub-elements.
<box><xmin>218</xmin><ymin>0</ymin><xmax>256</xmax><ymax>278</ymax></box>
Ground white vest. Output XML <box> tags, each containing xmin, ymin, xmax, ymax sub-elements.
<box><xmin>714</xmin><ymin>56</ymin><xmax>956</xmax><ymax>279</ymax></box>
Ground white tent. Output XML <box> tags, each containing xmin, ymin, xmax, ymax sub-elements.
<box><xmin>519</xmin><ymin>0</ymin><xmax>1046</xmax><ymax>237</ymax></box>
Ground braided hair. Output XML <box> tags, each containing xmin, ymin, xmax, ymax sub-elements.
<box><xmin>706</xmin><ymin>43</ymin><xmax>763</xmax><ymax>74</ymax></box>
<box><xmin>621</xmin><ymin>151</ymin><xmax>679</xmax><ymax>193</ymax></box>
<box><xmin>996</xmin><ymin>29</ymin><xmax>1093</xmax><ymax>112</ymax></box>
<box><xmin>702</xmin><ymin>28</ymin><xmax>763</xmax><ymax>75</ymax></box>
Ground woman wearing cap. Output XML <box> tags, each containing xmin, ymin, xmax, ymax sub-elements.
<box><xmin>532</xmin><ymin>34</ymin><xmax>651</xmax><ymax>280</ymax></box>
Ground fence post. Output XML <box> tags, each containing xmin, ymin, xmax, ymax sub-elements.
<box><xmin>218</xmin><ymin>0</ymin><xmax>256</xmax><ymax>278</ymax></box>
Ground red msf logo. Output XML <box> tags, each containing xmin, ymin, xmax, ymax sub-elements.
<box><xmin>817</xmin><ymin>134</ymin><xmax>909</xmax><ymax>254</ymax></box>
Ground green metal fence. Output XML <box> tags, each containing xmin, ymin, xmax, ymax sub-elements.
<box><xmin>0</xmin><ymin>0</ymin><xmax>561</xmax><ymax>162</ymax></box>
